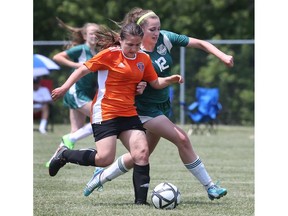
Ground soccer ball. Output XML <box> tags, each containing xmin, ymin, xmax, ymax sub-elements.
<box><xmin>151</xmin><ymin>182</ymin><xmax>181</xmax><ymax>210</ymax></box>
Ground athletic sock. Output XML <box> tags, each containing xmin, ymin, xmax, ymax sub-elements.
<box><xmin>133</xmin><ymin>164</ymin><xmax>150</xmax><ymax>204</ymax></box>
<box><xmin>39</xmin><ymin>119</ymin><xmax>47</xmax><ymax>131</ymax></box>
<box><xmin>69</xmin><ymin>123</ymin><xmax>93</xmax><ymax>143</ymax></box>
<box><xmin>185</xmin><ymin>156</ymin><xmax>214</xmax><ymax>190</ymax></box>
<box><xmin>100</xmin><ymin>155</ymin><xmax>129</xmax><ymax>184</ymax></box>
<box><xmin>62</xmin><ymin>148</ymin><xmax>97</xmax><ymax>166</ymax></box>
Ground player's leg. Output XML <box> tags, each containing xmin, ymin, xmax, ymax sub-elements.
<box><xmin>85</xmin><ymin>131</ymin><xmax>159</xmax><ymax>189</ymax></box>
<box><xmin>83</xmin><ymin>153</ymin><xmax>132</xmax><ymax>196</ymax></box>
<box><xmin>62</xmin><ymin>103</ymin><xmax>93</xmax><ymax>148</ymax></box>
<box><xmin>55</xmin><ymin>108</ymin><xmax>88</xmax><ymax>151</ymax></box>
<box><xmin>69</xmin><ymin>108</ymin><xmax>86</xmax><ymax>133</ymax></box>
<box><xmin>84</xmin><ymin>117</ymin><xmax>150</xmax><ymax>204</ymax></box>
<box><xmin>144</xmin><ymin>130</ymin><xmax>161</xmax><ymax>155</ymax></box>
<box><xmin>144</xmin><ymin>115</ymin><xmax>227</xmax><ymax>200</ymax></box>
<box><xmin>120</xmin><ymin>129</ymin><xmax>150</xmax><ymax>205</ymax></box>
<box><xmin>83</xmin><ymin>119</ymin><xmax>148</xmax><ymax>198</ymax></box>
<box><xmin>49</xmin><ymin>135</ymin><xmax>117</xmax><ymax>177</ymax></box>
<box><xmin>46</xmin><ymin>103</ymin><xmax>93</xmax><ymax>167</ymax></box>
<box><xmin>83</xmin><ymin>153</ymin><xmax>133</xmax><ymax>196</ymax></box>
<box><xmin>82</xmin><ymin>127</ymin><xmax>160</xmax><ymax>194</ymax></box>
<box><xmin>38</xmin><ymin>104</ymin><xmax>49</xmax><ymax>134</ymax></box>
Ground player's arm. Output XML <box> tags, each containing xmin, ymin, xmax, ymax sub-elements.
<box><xmin>149</xmin><ymin>75</ymin><xmax>183</xmax><ymax>89</ymax></box>
<box><xmin>53</xmin><ymin>51</ymin><xmax>83</xmax><ymax>69</ymax></box>
<box><xmin>187</xmin><ymin>37</ymin><xmax>234</xmax><ymax>68</ymax></box>
<box><xmin>51</xmin><ymin>64</ymin><xmax>91</xmax><ymax>101</ymax></box>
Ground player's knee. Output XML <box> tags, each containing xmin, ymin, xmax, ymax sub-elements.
<box><xmin>96</xmin><ymin>153</ymin><xmax>115</xmax><ymax>167</ymax></box>
<box><xmin>174</xmin><ymin>132</ymin><xmax>191</xmax><ymax>148</ymax></box>
<box><xmin>131</xmin><ymin>147</ymin><xmax>149</xmax><ymax>165</ymax></box>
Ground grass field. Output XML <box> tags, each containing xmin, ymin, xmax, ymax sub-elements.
<box><xmin>34</xmin><ymin>124</ymin><xmax>254</xmax><ymax>216</ymax></box>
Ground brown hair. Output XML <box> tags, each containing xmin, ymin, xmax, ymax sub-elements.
<box><xmin>94</xmin><ymin>22</ymin><xmax>144</xmax><ymax>51</ymax></box>
<box><xmin>93</xmin><ymin>25</ymin><xmax>120</xmax><ymax>50</ymax></box>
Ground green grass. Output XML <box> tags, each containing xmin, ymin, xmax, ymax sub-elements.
<box><xmin>34</xmin><ymin>124</ymin><xmax>254</xmax><ymax>216</ymax></box>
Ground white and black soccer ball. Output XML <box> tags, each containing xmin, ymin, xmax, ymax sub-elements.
<box><xmin>151</xmin><ymin>182</ymin><xmax>181</xmax><ymax>210</ymax></box>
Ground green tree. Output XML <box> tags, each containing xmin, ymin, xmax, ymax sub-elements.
<box><xmin>33</xmin><ymin>0</ymin><xmax>254</xmax><ymax>125</ymax></box>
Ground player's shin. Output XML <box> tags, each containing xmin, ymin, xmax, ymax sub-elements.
<box><xmin>133</xmin><ymin>164</ymin><xmax>150</xmax><ymax>205</ymax></box>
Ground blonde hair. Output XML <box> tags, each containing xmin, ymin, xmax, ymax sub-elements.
<box><xmin>120</xmin><ymin>7</ymin><xmax>159</xmax><ymax>27</ymax></box>
<box><xmin>56</xmin><ymin>17</ymin><xmax>99</xmax><ymax>49</ymax></box>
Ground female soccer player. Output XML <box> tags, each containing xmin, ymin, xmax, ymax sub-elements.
<box><xmin>47</xmin><ymin>18</ymin><xmax>147</xmax><ymax>167</ymax></box>
<box><xmin>84</xmin><ymin>7</ymin><xmax>233</xmax><ymax>201</ymax></box>
<box><xmin>48</xmin><ymin>22</ymin><xmax>183</xmax><ymax>205</ymax></box>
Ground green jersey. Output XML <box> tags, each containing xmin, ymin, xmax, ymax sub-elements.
<box><xmin>64</xmin><ymin>44</ymin><xmax>98</xmax><ymax>109</ymax></box>
<box><xmin>136</xmin><ymin>30</ymin><xmax>189</xmax><ymax>117</ymax></box>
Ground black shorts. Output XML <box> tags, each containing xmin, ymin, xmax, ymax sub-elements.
<box><xmin>92</xmin><ymin>116</ymin><xmax>146</xmax><ymax>142</ymax></box>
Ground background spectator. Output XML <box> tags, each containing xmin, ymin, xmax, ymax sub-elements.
<box><xmin>33</xmin><ymin>77</ymin><xmax>53</xmax><ymax>134</ymax></box>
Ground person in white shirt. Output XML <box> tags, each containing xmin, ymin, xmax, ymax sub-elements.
<box><xmin>33</xmin><ymin>77</ymin><xmax>53</xmax><ymax>134</ymax></box>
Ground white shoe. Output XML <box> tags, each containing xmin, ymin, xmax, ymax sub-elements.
<box><xmin>39</xmin><ymin>128</ymin><xmax>47</xmax><ymax>134</ymax></box>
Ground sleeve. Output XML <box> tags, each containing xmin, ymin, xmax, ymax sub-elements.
<box><xmin>66</xmin><ymin>45</ymin><xmax>83</xmax><ymax>60</ymax></box>
<box><xmin>142</xmin><ymin>56</ymin><xmax>158</xmax><ymax>82</ymax></box>
<box><xmin>84</xmin><ymin>49</ymin><xmax>109</xmax><ymax>72</ymax></box>
<box><xmin>161</xmin><ymin>30</ymin><xmax>189</xmax><ymax>47</ymax></box>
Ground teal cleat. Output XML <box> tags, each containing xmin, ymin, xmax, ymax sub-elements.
<box><xmin>83</xmin><ymin>167</ymin><xmax>105</xmax><ymax>197</ymax></box>
<box><xmin>207</xmin><ymin>182</ymin><xmax>227</xmax><ymax>200</ymax></box>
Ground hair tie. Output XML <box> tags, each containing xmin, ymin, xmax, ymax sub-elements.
<box><xmin>136</xmin><ymin>12</ymin><xmax>156</xmax><ymax>25</ymax></box>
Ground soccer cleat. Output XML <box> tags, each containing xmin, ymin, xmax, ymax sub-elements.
<box><xmin>45</xmin><ymin>143</ymin><xmax>64</xmax><ymax>168</ymax></box>
<box><xmin>207</xmin><ymin>182</ymin><xmax>227</xmax><ymax>200</ymax></box>
<box><xmin>48</xmin><ymin>145</ymin><xmax>68</xmax><ymax>177</ymax></box>
<box><xmin>61</xmin><ymin>134</ymin><xmax>75</xmax><ymax>150</ymax></box>
<box><xmin>83</xmin><ymin>167</ymin><xmax>104</xmax><ymax>197</ymax></box>
<box><xmin>45</xmin><ymin>161</ymin><xmax>50</xmax><ymax>168</ymax></box>
<box><xmin>45</xmin><ymin>135</ymin><xmax>74</xmax><ymax>168</ymax></box>
<box><xmin>135</xmin><ymin>201</ymin><xmax>150</xmax><ymax>206</ymax></box>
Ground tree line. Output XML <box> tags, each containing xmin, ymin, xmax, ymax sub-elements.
<box><xmin>33</xmin><ymin>0</ymin><xmax>254</xmax><ymax>125</ymax></box>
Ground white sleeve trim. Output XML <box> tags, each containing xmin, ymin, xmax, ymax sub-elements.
<box><xmin>162</xmin><ymin>33</ymin><xmax>173</xmax><ymax>53</ymax></box>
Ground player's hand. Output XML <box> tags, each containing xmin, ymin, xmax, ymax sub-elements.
<box><xmin>51</xmin><ymin>87</ymin><xmax>66</xmax><ymax>101</ymax></box>
<box><xmin>136</xmin><ymin>81</ymin><xmax>147</xmax><ymax>95</ymax></box>
<box><xmin>223</xmin><ymin>55</ymin><xmax>234</xmax><ymax>67</ymax></box>
<box><xmin>170</xmin><ymin>75</ymin><xmax>184</xmax><ymax>84</ymax></box>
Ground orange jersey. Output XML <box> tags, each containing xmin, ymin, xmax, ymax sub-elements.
<box><xmin>84</xmin><ymin>47</ymin><xmax>158</xmax><ymax>123</ymax></box>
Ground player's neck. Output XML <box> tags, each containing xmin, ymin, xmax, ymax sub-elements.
<box><xmin>86</xmin><ymin>42</ymin><xmax>96</xmax><ymax>55</ymax></box>
<box><xmin>140</xmin><ymin>43</ymin><xmax>155</xmax><ymax>52</ymax></box>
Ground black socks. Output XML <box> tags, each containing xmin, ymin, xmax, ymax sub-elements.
<box><xmin>133</xmin><ymin>163</ymin><xmax>150</xmax><ymax>204</ymax></box>
<box><xmin>62</xmin><ymin>148</ymin><xmax>97</xmax><ymax>166</ymax></box>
